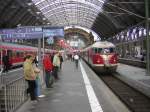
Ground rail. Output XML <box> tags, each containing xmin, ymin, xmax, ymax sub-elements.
<box><xmin>0</xmin><ymin>68</ymin><xmax>23</xmax><ymax>85</ymax></box>
<box><xmin>100</xmin><ymin>74</ymin><xmax>150</xmax><ymax>112</ymax></box>
<box><xmin>0</xmin><ymin>65</ymin><xmax>45</xmax><ymax>112</ymax></box>
<box><xmin>0</xmin><ymin>77</ymin><xmax>28</xmax><ymax>112</ymax></box>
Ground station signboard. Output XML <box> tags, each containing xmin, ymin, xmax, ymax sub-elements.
<box><xmin>0</xmin><ymin>26</ymin><xmax>64</xmax><ymax>40</ymax></box>
<box><xmin>0</xmin><ymin>27</ymin><xmax>43</xmax><ymax>40</ymax></box>
<box><xmin>16</xmin><ymin>27</ymin><xmax>42</xmax><ymax>33</ymax></box>
<box><xmin>47</xmin><ymin>37</ymin><xmax>54</xmax><ymax>44</ymax></box>
<box><xmin>43</xmin><ymin>27</ymin><xmax>64</xmax><ymax>37</ymax></box>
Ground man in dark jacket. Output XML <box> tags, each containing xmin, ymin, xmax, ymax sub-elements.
<box><xmin>59</xmin><ymin>55</ymin><xmax>63</xmax><ymax>69</ymax></box>
<box><xmin>2</xmin><ymin>55</ymin><xmax>10</xmax><ymax>72</ymax></box>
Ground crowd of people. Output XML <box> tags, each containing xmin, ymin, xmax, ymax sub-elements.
<box><xmin>2</xmin><ymin>51</ymin><xmax>79</xmax><ymax>103</ymax></box>
<box><xmin>23</xmin><ymin>51</ymin><xmax>63</xmax><ymax>103</ymax></box>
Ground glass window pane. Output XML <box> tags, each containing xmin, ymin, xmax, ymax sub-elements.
<box><xmin>31</xmin><ymin>0</ymin><xmax>106</xmax><ymax>28</ymax></box>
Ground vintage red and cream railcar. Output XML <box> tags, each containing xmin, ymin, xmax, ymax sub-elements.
<box><xmin>81</xmin><ymin>41</ymin><xmax>118</xmax><ymax>73</ymax></box>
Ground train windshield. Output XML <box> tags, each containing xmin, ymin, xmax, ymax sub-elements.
<box><xmin>93</xmin><ymin>47</ymin><xmax>115</xmax><ymax>54</ymax></box>
<box><xmin>103</xmin><ymin>48</ymin><xmax>114</xmax><ymax>54</ymax></box>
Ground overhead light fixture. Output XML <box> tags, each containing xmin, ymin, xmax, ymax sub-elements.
<box><xmin>27</xmin><ymin>9</ymin><xmax>32</xmax><ymax>12</ymax></box>
<box><xmin>17</xmin><ymin>24</ymin><xmax>21</xmax><ymax>27</ymax></box>
<box><xmin>36</xmin><ymin>12</ymin><xmax>41</xmax><ymax>15</ymax></box>
<box><xmin>36</xmin><ymin>17</ymin><xmax>40</xmax><ymax>19</ymax></box>
<box><xmin>43</xmin><ymin>18</ymin><xmax>46</xmax><ymax>21</ymax></box>
<box><xmin>11</xmin><ymin>5</ymin><xmax>17</xmax><ymax>9</ymax></box>
<box><xmin>27</xmin><ymin>2</ymin><xmax>33</xmax><ymax>6</ymax></box>
<box><xmin>35</xmin><ymin>23</ymin><xmax>39</xmax><ymax>25</ymax></box>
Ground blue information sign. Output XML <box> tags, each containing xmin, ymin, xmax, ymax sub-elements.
<box><xmin>0</xmin><ymin>27</ymin><xmax>43</xmax><ymax>40</ymax></box>
<box><xmin>0</xmin><ymin>26</ymin><xmax>64</xmax><ymax>40</ymax></box>
<box><xmin>47</xmin><ymin>37</ymin><xmax>54</xmax><ymax>44</ymax></box>
<box><xmin>16</xmin><ymin>27</ymin><xmax>42</xmax><ymax>33</ymax></box>
<box><xmin>43</xmin><ymin>27</ymin><xmax>64</xmax><ymax>37</ymax></box>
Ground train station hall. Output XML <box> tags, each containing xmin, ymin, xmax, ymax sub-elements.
<box><xmin>0</xmin><ymin>0</ymin><xmax>150</xmax><ymax>112</ymax></box>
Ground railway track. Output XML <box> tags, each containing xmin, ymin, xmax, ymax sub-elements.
<box><xmin>99</xmin><ymin>74</ymin><xmax>150</xmax><ymax>112</ymax></box>
<box><xmin>83</xmin><ymin>58</ymin><xmax>150</xmax><ymax>112</ymax></box>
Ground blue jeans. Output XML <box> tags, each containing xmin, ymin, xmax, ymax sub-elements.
<box><xmin>35</xmin><ymin>77</ymin><xmax>40</xmax><ymax>97</ymax></box>
<box><xmin>45</xmin><ymin>71</ymin><xmax>52</xmax><ymax>88</ymax></box>
<box><xmin>53</xmin><ymin>66</ymin><xmax>59</xmax><ymax>80</ymax></box>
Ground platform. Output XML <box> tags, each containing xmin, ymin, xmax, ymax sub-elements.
<box><xmin>116</xmin><ymin>63</ymin><xmax>150</xmax><ymax>98</ymax></box>
<box><xmin>15</xmin><ymin>60</ymin><xmax>129</xmax><ymax>112</ymax></box>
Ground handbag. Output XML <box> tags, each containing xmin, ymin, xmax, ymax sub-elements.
<box><xmin>34</xmin><ymin>66</ymin><xmax>40</xmax><ymax>73</ymax></box>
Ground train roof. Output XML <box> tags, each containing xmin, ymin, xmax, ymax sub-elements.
<box><xmin>0</xmin><ymin>42</ymin><xmax>37</xmax><ymax>51</ymax></box>
<box><xmin>81</xmin><ymin>41</ymin><xmax>115</xmax><ymax>51</ymax></box>
<box><xmin>91</xmin><ymin>41</ymin><xmax>115</xmax><ymax>48</ymax></box>
<box><xmin>0</xmin><ymin>42</ymin><xmax>56</xmax><ymax>52</ymax></box>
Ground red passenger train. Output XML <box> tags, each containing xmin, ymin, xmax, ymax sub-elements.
<box><xmin>81</xmin><ymin>41</ymin><xmax>118</xmax><ymax>73</ymax></box>
<box><xmin>0</xmin><ymin>42</ymin><xmax>55</xmax><ymax>69</ymax></box>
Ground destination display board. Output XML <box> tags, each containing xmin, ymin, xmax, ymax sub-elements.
<box><xmin>0</xmin><ymin>26</ymin><xmax>64</xmax><ymax>40</ymax></box>
<box><xmin>47</xmin><ymin>37</ymin><xmax>54</xmax><ymax>44</ymax></box>
<box><xmin>0</xmin><ymin>27</ymin><xmax>43</xmax><ymax>40</ymax></box>
<box><xmin>43</xmin><ymin>27</ymin><xmax>64</xmax><ymax>37</ymax></box>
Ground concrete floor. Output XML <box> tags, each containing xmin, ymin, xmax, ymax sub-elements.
<box><xmin>116</xmin><ymin>63</ymin><xmax>150</xmax><ymax>98</ymax></box>
<box><xmin>15</xmin><ymin>60</ymin><xmax>130</xmax><ymax>112</ymax></box>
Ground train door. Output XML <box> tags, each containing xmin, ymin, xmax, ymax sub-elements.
<box><xmin>88</xmin><ymin>50</ymin><xmax>90</xmax><ymax>63</ymax></box>
<box><xmin>92</xmin><ymin>47</ymin><xmax>104</xmax><ymax>65</ymax></box>
<box><xmin>91</xmin><ymin>48</ymin><xmax>95</xmax><ymax>64</ymax></box>
<box><xmin>89</xmin><ymin>48</ymin><xmax>93</xmax><ymax>64</ymax></box>
<box><xmin>0</xmin><ymin>49</ymin><xmax>8</xmax><ymax>72</ymax></box>
<box><xmin>7</xmin><ymin>50</ymin><xmax>12</xmax><ymax>67</ymax></box>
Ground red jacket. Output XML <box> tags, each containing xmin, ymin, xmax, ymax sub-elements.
<box><xmin>43</xmin><ymin>55</ymin><xmax>53</xmax><ymax>71</ymax></box>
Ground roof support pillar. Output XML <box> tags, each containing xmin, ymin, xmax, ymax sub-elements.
<box><xmin>38</xmin><ymin>38</ymin><xmax>42</xmax><ymax>67</ymax></box>
<box><xmin>145</xmin><ymin>0</ymin><xmax>150</xmax><ymax>75</ymax></box>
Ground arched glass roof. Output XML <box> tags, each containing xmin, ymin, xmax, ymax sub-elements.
<box><xmin>0</xmin><ymin>0</ymin><xmax>145</xmax><ymax>39</ymax></box>
<box><xmin>31</xmin><ymin>0</ymin><xmax>106</xmax><ymax>28</ymax></box>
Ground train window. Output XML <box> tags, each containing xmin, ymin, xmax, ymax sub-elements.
<box><xmin>16</xmin><ymin>51</ymin><xmax>20</xmax><ymax>57</ymax></box>
<box><xmin>95</xmin><ymin>48</ymin><xmax>97</xmax><ymax>53</ymax></box>
<box><xmin>0</xmin><ymin>51</ymin><xmax>1</xmax><ymax>59</ymax></box>
<box><xmin>12</xmin><ymin>51</ymin><xmax>16</xmax><ymax>57</ymax></box>
<box><xmin>92</xmin><ymin>48</ymin><xmax>98</xmax><ymax>53</ymax></box>
<box><xmin>8</xmin><ymin>50</ymin><xmax>13</xmax><ymax>57</ymax></box>
<box><xmin>98</xmin><ymin>48</ymin><xmax>102</xmax><ymax>53</ymax></box>
<box><xmin>103</xmin><ymin>48</ymin><xmax>114</xmax><ymax>54</ymax></box>
<box><xmin>20</xmin><ymin>52</ymin><xmax>24</xmax><ymax>57</ymax></box>
<box><xmin>93</xmin><ymin>48</ymin><xmax>102</xmax><ymax>53</ymax></box>
<box><xmin>109</xmin><ymin>48</ymin><xmax>114</xmax><ymax>53</ymax></box>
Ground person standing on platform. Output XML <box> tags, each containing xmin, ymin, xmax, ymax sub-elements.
<box><xmin>43</xmin><ymin>54</ymin><xmax>53</xmax><ymax>88</ymax></box>
<box><xmin>71</xmin><ymin>54</ymin><xmax>74</xmax><ymax>62</ymax></box>
<box><xmin>2</xmin><ymin>55</ymin><xmax>10</xmax><ymax>73</ymax></box>
<box><xmin>33</xmin><ymin>55</ymin><xmax>38</xmax><ymax>67</ymax></box>
<box><xmin>50</xmin><ymin>53</ymin><xmax>54</xmax><ymax>62</ymax></box>
<box><xmin>24</xmin><ymin>55</ymin><xmax>38</xmax><ymax>102</ymax></box>
<box><xmin>53</xmin><ymin>52</ymin><xmax>60</xmax><ymax>80</ymax></box>
<box><xmin>59</xmin><ymin>54</ymin><xmax>63</xmax><ymax>70</ymax></box>
<box><xmin>74</xmin><ymin>54</ymin><xmax>79</xmax><ymax>69</ymax></box>
<box><xmin>32</xmin><ymin>55</ymin><xmax>41</xmax><ymax>97</ymax></box>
